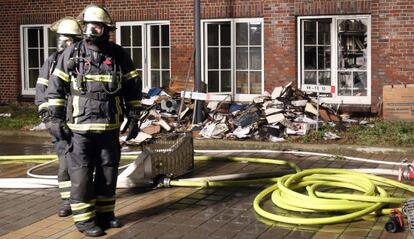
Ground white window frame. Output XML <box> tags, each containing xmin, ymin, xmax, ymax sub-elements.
<box><xmin>297</xmin><ymin>15</ymin><xmax>371</xmax><ymax>105</ymax></box>
<box><xmin>201</xmin><ymin>18</ymin><xmax>264</xmax><ymax>102</ymax></box>
<box><xmin>116</xmin><ymin>21</ymin><xmax>170</xmax><ymax>89</ymax></box>
<box><xmin>20</xmin><ymin>24</ymin><xmax>51</xmax><ymax>96</ymax></box>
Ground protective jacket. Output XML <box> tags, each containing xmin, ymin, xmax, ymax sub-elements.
<box><xmin>46</xmin><ymin>39</ymin><xmax>142</xmax><ymax>132</ymax></box>
<box><xmin>35</xmin><ymin>51</ymin><xmax>72</xmax><ymax>205</ymax></box>
<box><xmin>35</xmin><ymin>52</ymin><xmax>59</xmax><ymax>113</ymax></box>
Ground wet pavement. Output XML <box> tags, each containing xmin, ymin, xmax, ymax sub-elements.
<box><xmin>0</xmin><ymin>136</ymin><xmax>414</xmax><ymax>238</ymax></box>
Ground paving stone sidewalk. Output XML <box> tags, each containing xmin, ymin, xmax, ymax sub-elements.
<box><xmin>0</xmin><ymin>147</ymin><xmax>414</xmax><ymax>239</ymax></box>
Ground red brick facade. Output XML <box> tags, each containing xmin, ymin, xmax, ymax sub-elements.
<box><xmin>1</xmin><ymin>0</ymin><xmax>413</xmax><ymax>113</ymax></box>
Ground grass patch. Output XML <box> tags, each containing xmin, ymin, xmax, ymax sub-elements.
<box><xmin>0</xmin><ymin>103</ymin><xmax>40</xmax><ymax>130</ymax></box>
<box><xmin>289</xmin><ymin>120</ymin><xmax>414</xmax><ymax>147</ymax></box>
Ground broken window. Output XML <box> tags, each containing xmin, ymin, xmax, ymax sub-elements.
<box><xmin>203</xmin><ymin>19</ymin><xmax>263</xmax><ymax>101</ymax></box>
<box><xmin>20</xmin><ymin>25</ymin><xmax>56</xmax><ymax>95</ymax></box>
<box><xmin>297</xmin><ymin>16</ymin><xmax>371</xmax><ymax>104</ymax></box>
<box><xmin>337</xmin><ymin>19</ymin><xmax>368</xmax><ymax>96</ymax></box>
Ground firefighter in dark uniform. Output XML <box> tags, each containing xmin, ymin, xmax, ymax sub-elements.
<box><xmin>35</xmin><ymin>17</ymin><xmax>82</xmax><ymax>218</ymax></box>
<box><xmin>46</xmin><ymin>4</ymin><xmax>142</xmax><ymax>237</ymax></box>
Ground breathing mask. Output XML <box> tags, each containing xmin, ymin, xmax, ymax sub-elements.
<box><xmin>56</xmin><ymin>35</ymin><xmax>74</xmax><ymax>53</ymax></box>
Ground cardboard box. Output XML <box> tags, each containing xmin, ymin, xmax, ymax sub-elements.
<box><xmin>383</xmin><ymin>84</ymin><xmax>414</xmax><ymax>122</ymax></box>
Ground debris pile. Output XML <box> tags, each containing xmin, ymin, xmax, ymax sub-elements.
<box><xmin>123</xmin><ymin>82</ymin><xmax>346</xmax><ymax>144</ymax></box>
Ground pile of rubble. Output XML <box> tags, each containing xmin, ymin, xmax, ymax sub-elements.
<box><xmin>124</xmin><ymin>83</ymin><xmax>347</xmax><ymax>144</ymax></box>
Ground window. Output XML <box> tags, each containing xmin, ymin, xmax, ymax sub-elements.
<box><xmin>20</xmin><ymin>25</ymin><xmax>56</xmax><ymax>95</ymax></box>
<box><xmin>202</xmin><ymin>19</ymin><xmax>263</xmax><ymax>101</ymax></box>
<box><xmin>297</xmin><ymin>15</ymin><xmax>371</xmax><ymax>104</ymax></box>
<box><xmin>116</xmin><ymin>22</ymin><xmax>170</xmax><ymax>89</ymax></box>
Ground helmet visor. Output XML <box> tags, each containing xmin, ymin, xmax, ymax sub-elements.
<box><xmin>83</xmin><ymin>22</ymin><xmax>104</xmax><ymax>38</ymax></box>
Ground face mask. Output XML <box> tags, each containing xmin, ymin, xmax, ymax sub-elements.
<box><xmin>56</xmin><ymin>35</ymin><xmax>74</xmax><ymax>53</ymax></box>
<box><xmin>83</xmin><ymin>23</ymin><xmax>104</xmax><ymax>41</ymax></box>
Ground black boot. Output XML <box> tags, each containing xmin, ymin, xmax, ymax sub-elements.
<box><xmin>108</xmin><ymin>217</ymin><xmax>122</xmax><ymax>228</ymax></box>
<box><xmin>96</xmin><ymin>216</ymin><xmax>122</xmax><ymax>229</ymax></box>
<box><xmin>58</xmin><ymin>200</ymin><xmax>72</xmax><ymax>217</ymax></box>
<box><xmin>79</xmin><ymin>225</ymin><xmax>105</xmax><ymax>237</ymax></box>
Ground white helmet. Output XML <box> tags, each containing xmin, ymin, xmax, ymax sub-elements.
<box><xmin>50</xmin><ymin>17</ymin><xmax>82</xmax><ymax>36</ymax></box>
<box><xmin>78</xmin><ymin>4</ymin><xmax>115</xmax><ymax>29</ymax></box>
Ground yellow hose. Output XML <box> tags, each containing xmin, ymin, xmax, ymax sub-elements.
<box><xmin>253</xmin><ymin>168</ymin><xmax>414</xmax><ymax>225</ymax></box>
<box><xmin>2</xmin><ymin>154</ymin><xmax>412</xmax><ymax>225</ymax></box>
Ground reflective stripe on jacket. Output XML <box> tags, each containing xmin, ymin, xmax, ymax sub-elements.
<box><xmin>46</xmin><ymin>39</ymin><xmax>142</xmax><ymax>133</ymax></box>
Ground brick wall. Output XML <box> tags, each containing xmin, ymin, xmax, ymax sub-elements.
<box><xmin>1</xmin><ymin>0</ymin><xmax>413</xmax><ymax>113</ymax></box>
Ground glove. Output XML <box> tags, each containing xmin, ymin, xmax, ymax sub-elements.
<box><xmin>38</xmin><ymin>109</ymin><xmax>50</xmax><ymax>123</ymax></box>
<box><xmin>121</xmin><ymin>108</ymin><xmax>141</xmax><ymax>141</ymax></box>
<box><xmin>46</xmin><ymin>118</ymin><xmax>71</xmax><ymax>141</ymax></box>
<box><xmin>121</xmin><ymin>117</ymin><xmax>139</xmax><ymax>141</ymax></box>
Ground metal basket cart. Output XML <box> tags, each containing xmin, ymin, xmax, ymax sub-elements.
<box><xmin>117</xmin><ymin>132</ymin><xmax>194</xmax><ymax>188</ymax></box>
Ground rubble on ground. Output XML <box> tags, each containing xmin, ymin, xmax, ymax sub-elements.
<box><xmin>122</xmin><ymin>82</ymin><xmax>361</xmax><ymax>145</ymax></box>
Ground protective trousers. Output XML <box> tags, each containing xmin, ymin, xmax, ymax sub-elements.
<box><xmin>67</xmin><ymin>130</ymin><xmax>120</xmax><ymax>231</ymax></box>
<box><xmin>52</xmin><ymin>136</ymin><xmax>71</xmax><ymax>202</ymax></box>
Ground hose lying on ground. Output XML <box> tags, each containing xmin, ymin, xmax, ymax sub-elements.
<box><xmin>252</xmin><ymin>168</ymin><xmax>414</xmax><ymax>225</ymax></box>
<box><xmin>1</xmin><ymin>151</ymin><xmax>413</xmax><ymax>226</ymax></box>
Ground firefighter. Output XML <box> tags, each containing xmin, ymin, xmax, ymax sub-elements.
<box><xmin>35</xmin><ymin>17</ymin><xmax>82</xmax><ymax>218</ymax></box>
<box><xmin>46</xmin><ymin>4</ymin><xmax>142</xmax><ymax>237</ymax></box>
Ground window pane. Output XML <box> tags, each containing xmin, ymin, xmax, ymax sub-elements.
<box><xmin>318</xmin><ymin>71</ymin><xmax>331</xmax><ymax>86</ymax></box>
<box><xmin>208</xmin><ymin>47</ymin><xmax>219</xmax><ymax>69</ymax></box>
<box><xmin>338</xmin><ymin>71</ymin><xmax>352</xmax><ymax>96</ymax></box>
<box><xmin>207</xmin><ymin>24</ymin><xmax>219</xmax><ymax>46</ymax></box>
<box><xmin>304</xmin><ymin>21</ymin><xmax>316</xmax><ymax>44</ymax></box>
<box><xmin>304</xmin><ymin>71</ymin><xmax>317</xmax><ymax>85</ymax></box>
<box><xmin>28</xmin><ymin>49</ymin><xmax>39</xmax><ymax>67</ymax></box>
<box><xmin>132</xmin><ymin>48</ymin><xmax>142</xmax><ymax>69</ymax></box>
<box><xmin>236</xmin><ymin>23</ymin><xmax>248</xmax><ymax>45</ymax></box>
<box><xmin>304</xmin><ymin>46</ymin><xmax>316</xmax><ymax>69</ymax></box>
<box><xmin>151</xmin><ymin>48</ymin><xmax>160</xmax><ymax>69</ymax></box>
<box><xmin>338</xmin><ymin>19</ymin><xmax>367</xmax><ymax>70</ymax></box>
<box><xmin>318</xmin><ymin>20</ymin><xmax>331</xmax><ymax>45</ymax></box>
<box><xmin>162</xmin><ymin>70</ymin><xmax>170</xmax><ymax>87</ymax></box>
<box><xmin>353</xmin><ymin>72</ymin><xmax>367</xmax><ymax>96</ymax></box>
<box><xmin>151</xmin><ymin>25</ymin><xmax>160</xmax><ymax>46</ymax></box>
<box><xmin>250</xmin><ymin>72</ymin><xmax>261</xmax><ymax>94</ymax></box>
<box><xmin>161</xmin><ymin>48</ymin><xmax>170</xmax><ymax>69</ymax></box>
<box><xmin>124</xmin><ymin>47</ymin><xmax>131</xmax><ymax>57</ymax></box>
<box><xmin>221</xmin><ymin>47</ymin><xmax>231</xmax><ymax>69</ymax></box>
<box><xmin>161</xmin><ymin>25</ymin><xmax>169</xmax><ymax>46</ymax></box>
<box><xmin>121</xmin><ymin>26</ymin><xmax>131</xmax><ymax>46</ymax></box>
<box><xmin>236</xmin><ymin>47</ymin><xmax>248</xmax><ymax>69</ymax></box>
<box><xmin>250</xmin><ymin>47</ymin><xmax>261</xmax><ymax>70</ymax></box>
<box><xmin>132</xmin><ymin>26</ymin><xmax>142</xmax><ymax>46</ymax></box>
<box><xmin>29</xmin><ymin>69</ymin><xmax>39</xmax><ymax>88</ymax></box>
<box><xmin>28</xmin><ymin>28</ymin><xmax>41</xmax><ymax>47</ymax></box>
<box><xmin>48</xmin><ymin>29</ymin><xmax>57</xmax><ymax>48</ymax></box>
<box><xmin>151</xmin><ymin>70</ymin><xmax>160</xmax><ymax>87</ymax></box>
<box><xmin>208</xmin><ymin>71</ymin><xmax>219</xmax><ymax>92</ymax></box>
<box><xmin>250</xmin><ymin>23</ymin><xmax>261</xmax><ymax>45</ymax></box>
<box><xmin>221</xmin><ymin>71</ymin><xmax>231</xmax><ymax>92</ymax></box>
<box><xmin>220</xmin><ymin>23</ymin><xmax>230</xmax><ymax>46</ymax></box>
<box><xmin>236</xmin><ymin>71</ymin><xmax>248</xmax><ymax>94</ymax></box>
<box><xmin>317</xmin><ymin>46</ymin><xmax>330</xmax><ymax>70</ymax></box>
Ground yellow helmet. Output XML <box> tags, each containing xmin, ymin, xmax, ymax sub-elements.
<box><xmin>50</xmin><ymin>17</ymin><xmax>82</xmax><ymax>36</ymax></box>
<box><xmin>78</xmin><ymin>4</ymin><xmax>115</xmax><ymax>29</ymax></box>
